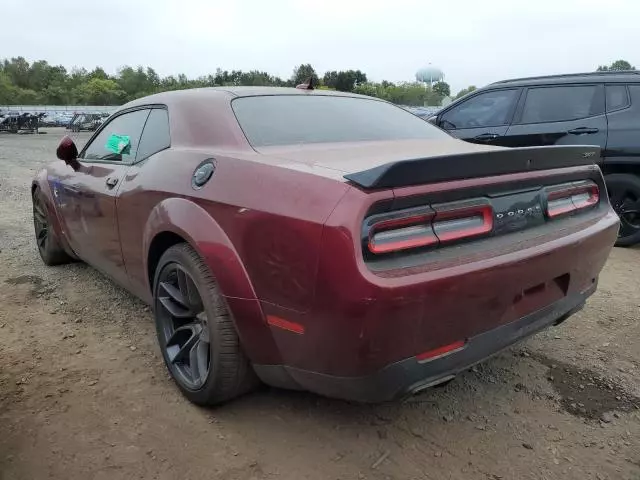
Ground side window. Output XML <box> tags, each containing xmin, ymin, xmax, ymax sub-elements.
<box><xmin>136</xmin><ymin>108</ymin><xmax>171</xmax><ymax>161</ymax></box>
<box><xmin>606</xmin><ymin>85</ymin><xmax>630</xmax><ymax>112</ymax></box>
<box><xmin>440</xmin><ymin>89</ymin><xmax>519</xmax><ymax>129</ymax></box>
<box><xmin>82</xmin><ymin>109</ymin><xmax>150</xmax><ymax>162</ymax></box>
<box><xmin>520</xmin><ymin>85</ymin><xmax>602</xmax><ymax>124</ymax></box>
<box><xmin>629</xmin><ymin>85</ymin><xmax>640</xmax><ymax>105</ymax></box>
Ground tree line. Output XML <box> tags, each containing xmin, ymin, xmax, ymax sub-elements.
<box><xmin>0</xmin><ymin>57</ymin><xmax>635</xmax><ymax>107</ymax></box>
<box><xmin>0</xmin><ymin>57</ymin><xmax>459</xmax><ymax>107</ymax></box>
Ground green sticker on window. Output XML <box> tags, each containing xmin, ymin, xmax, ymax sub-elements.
<box><xmin>106</xmin><ymin>134</ymin><xmax>131</xmax><ymax>155</ymax></box>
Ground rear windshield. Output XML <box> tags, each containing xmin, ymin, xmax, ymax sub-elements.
<box><xmin>232</xmin><ymin>95</ymin><xmax>449</xmax><ymax>147</ymax></box>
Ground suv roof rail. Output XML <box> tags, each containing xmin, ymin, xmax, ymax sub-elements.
<box><xmin>492</xmin><ymin>70</ymin><xmax>640</xmax><ymax>85</ymax></box>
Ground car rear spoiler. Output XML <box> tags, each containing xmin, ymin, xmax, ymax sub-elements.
<box><xmin>343</xmin><ymin>145</ymin><xmax>600</xmax><ymax>189</ymax></box>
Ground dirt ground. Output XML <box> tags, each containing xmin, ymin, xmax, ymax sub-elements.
<box><xmin>0</xmin><ymin>129</ymin><xmax>639</xmax><ymax>480</ymax></box>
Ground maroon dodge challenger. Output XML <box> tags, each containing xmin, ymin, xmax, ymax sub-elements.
<box><xmin>32</xmin><ymin>87</ymin><xmax>618</xmax><ymax>405</ymax></box>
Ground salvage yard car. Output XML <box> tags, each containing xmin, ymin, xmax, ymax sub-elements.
<box><xmin>32</xmin><ymin>87</ymin><xmax>618</xmax><ymax>405</ymax></box>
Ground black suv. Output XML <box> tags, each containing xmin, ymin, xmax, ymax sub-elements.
<box><xmin>429</xmin><ymin>71</ymin><xmax>640</xmax><ymax>246</ymax></box>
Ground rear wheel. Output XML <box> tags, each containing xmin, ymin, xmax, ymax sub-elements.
<box><xmin>32</xmin><ymin>187</ymin><xmax>72</xmax><ymax>265</ymax></box>
<box><xmin>605</xmin><ymin>173</ymin><xmax>640</xmax><ymax>247</ymax></box>
<box><xmin>153</xmin><ymin>244</ymin><xmax>258</xmax><ymax>405</ymax></box>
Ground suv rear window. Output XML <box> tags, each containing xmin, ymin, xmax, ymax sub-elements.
<box><xmin>520</xmin><ymin>85</ymin><xmax>603</xmax><ymax>124</ymax></box>
<box><xmin>232</xmin><ymin>95</ymin><xmax>449</xmax><ymax>147</ymax></box>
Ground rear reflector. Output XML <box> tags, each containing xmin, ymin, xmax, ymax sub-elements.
<box><xmin>546</xmin><ymin>181</ymin><xmax>599</xmax><ymax>218</ymax></box>
<box><xmin>416</xmin><ymin>340</ymin><xmax>466</xmax><ymax>362</ymax></box>
<box><xmin>266</xmin><ymin>315</ymin><xmax>305</xmax><ymax>334</ymax></box>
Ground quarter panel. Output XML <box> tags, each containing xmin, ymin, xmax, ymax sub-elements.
<box><xmin>117</xmin><ymin>149</ymin><xmax>350</xmax><ymax>313</ymax></box>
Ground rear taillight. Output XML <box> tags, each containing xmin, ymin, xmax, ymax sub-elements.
<box><xmin>367</xmin><ymin>201</ymin><xmax>493</xmax><ymax>255</ymax></box>
<box><xmin>431</xmin><ymin>201</ymin><xmax>493</xmax><ymax>242</ymax></box>
<box><xmin>546</xmin><ymin>181</ymin><xmax>599</xmax><ymax>218</ymax></box>
<box><xmin>365</xmin><ymin>180</ymin><xmax>601</xmax><ymax>257</ymax></box>
<box><xmin>368</xmin><ymin>209</ymin><xmax>437</xmax><ymax>254</ymax></box>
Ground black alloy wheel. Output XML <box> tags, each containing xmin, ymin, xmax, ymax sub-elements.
<box><xmin>152</xmin><ymin>244</ymin><xmax>258</xmax><ymax>405</ymax></box>
<box><xmin>32</xmin><ymin>187</ymin><xmax>72</xmax><ymax>265</ymax></box>
<box><xmin>33</xmin><ymin>191</ymin><xmax>49</xmax><ymax>255</ymax></box>
<box><xmin>156</xmin><ymin>263</ymin><xmax>211</xmax><ymax>390</ymax></box>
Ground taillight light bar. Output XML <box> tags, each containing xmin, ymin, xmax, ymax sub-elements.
<box><xmin>432</xmin><ymin>203</ymin><xmax>493</xmax><ymax>243</ymax></box>
<box><xmin>546</xmin><ymin>181</ymin><xmax>599</xmax><ymax>218</ymax></box>
<box><xmin>367</xmin><ymin>201</ymin><xmax>493</xmax><ymax>255</ymax></box>
<box><xmin>368</xmin><ymin>210</ymin><xmax>437</xmax><ymax>254</ymax></box>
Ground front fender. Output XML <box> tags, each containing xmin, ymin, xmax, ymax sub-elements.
<box><xmin>142</xmin><ymin>197</ymin><xmax>257</xmax><ymax>300</ymax></box>
<box><xmin>32</xmin><ymin>170</ymin><xmax>76</xmax><ymax>259</ymax></box>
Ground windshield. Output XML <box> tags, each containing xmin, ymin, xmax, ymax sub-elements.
<box><xmin>232</xmin><ymin>95</ymin><xmax>449</xmax><ymax>147</ymax></box>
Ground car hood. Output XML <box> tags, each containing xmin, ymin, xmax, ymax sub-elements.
<box><xmin>257</xmin><ymin>139</ymin><xmax>502</xmax><ymax>176</ymax></box>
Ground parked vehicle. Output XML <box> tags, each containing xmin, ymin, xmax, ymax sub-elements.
<box><xmin>402</xmin><ymin>105</ymin><xmax>441</xmax><ymax>120</ymax></box>
<box><xmin>429</xmin><ymin>71</ymin><xmax>640</xmax><ymax>246</ymax></box>
<box><xmin>32</xmin><ymin>87</ymin><xmax>618</xmax><ymax>405</ymax></box>
<box><xmin>0</xmin><ymin>112</ymin><xmax>42</xmax><ymax>133</ymax></box>
<box><xmin>68</xmin><ymin>113</ymin><xmax>107</xmax><ymax>132</ymax></box>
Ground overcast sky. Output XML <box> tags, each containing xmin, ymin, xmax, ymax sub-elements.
<box><xmin>2</xmin><ymin>0</ymin><xmax>638</xmax><ymax>92</ymax></box>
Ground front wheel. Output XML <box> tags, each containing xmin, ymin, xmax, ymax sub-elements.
<box><xmin>32</xmin><ymin>187</ymin><xmax>73</xmax><ymax>265</ymax></box>
<box><xmin>605</xmin><ymin>173</ymin><xmax>640</xmax><ymax>247</ymax></box>
<box><xmin>153</xmin><ymin>244</ymin><xmax>258</xmax><ymax>405</ymax></box>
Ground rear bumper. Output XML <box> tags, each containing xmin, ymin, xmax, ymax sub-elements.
<box><xmin>254</xmin><ymin>282</ymin><xmax>593</xmax><ymax>402</ymax></box>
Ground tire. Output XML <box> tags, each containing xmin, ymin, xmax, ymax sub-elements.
<box><xmin>32</xmin><ymin>187</ymin><xmax>73</xmax><ymax>266</ymax></box>
<box><xmin>605</xmin><ymin>173</ymin><xmax>640</xmax><ymax>247</ymax></box>
<box><xmin>152</xmin><ymin>243</ymin><xmax>258</xmax><ymax>405</ymax></box>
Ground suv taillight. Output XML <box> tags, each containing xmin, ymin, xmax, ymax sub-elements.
<box><xmin>545</xmin><ymin>181</ymin><xmax>599</xmax><ymax>218</ymax></box>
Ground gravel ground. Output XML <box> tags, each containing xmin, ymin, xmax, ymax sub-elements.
<box><xmin>1</xmin><ymin>129</ymin><xmax>639</xmax><ymax>480</ymax></box>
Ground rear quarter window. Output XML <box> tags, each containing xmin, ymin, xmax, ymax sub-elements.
<box><xmin>606</xmin><ymin>85</ymin><xmax>630</xmax><ymax>112</ymax></box>
<box><xmin>136</xmin><ymin>108</ymin><xmax>171</xmax><ymax>161</ymax></box>
<box><xmin>520</xmin><ymin>85</ymin><xmax>603</xmax><ymax>124</ymax></box>
<box><xmin>231</xmin><ymin>95</ymin><xmax>449</xmax><ymax>147</ymax></box>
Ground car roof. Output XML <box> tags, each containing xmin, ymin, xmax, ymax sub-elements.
<box><xmin>488</xmin><ymin>70</ymin><xmax>640</xmax><ymax>88</ymax></box>
<box><xmin>121</xmin><ymin>86</ymin><xmax>374</xmax><ymax>110</ymax></box>
<box><xmin>115</xmin><ymin>87</ymin><xmax>387</xmax><ymax>151</ymax></box>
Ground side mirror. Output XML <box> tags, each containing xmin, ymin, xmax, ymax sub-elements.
<box><xmin>427</xmin><ymin>115</ymin><xmax>438</xmax><ymax>125</ymax></box>
<box><xmin>56</xmin><ymin>136</ymin><xmax>81</xmax><ymax>170</ymax></box>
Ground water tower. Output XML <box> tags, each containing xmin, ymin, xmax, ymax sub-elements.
<box><xmin>416</xmin><ymin>65</ymin><xmax>444</xmax><ymax>88</ymax></box>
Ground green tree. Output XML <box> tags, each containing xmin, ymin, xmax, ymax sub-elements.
<box><xmin>455</xmin><ymin>85</ymin><xmax>477</xmax><ymax>99</ymax></box>
<box><xmin>75</xmin><ymin>78</ymin><xmax>126</xmax><ymax>105</ymax></box>
<box><xmin>597</xmin><ymin>60</ymin><xmax>635</xmax><ymax>71</ymax></box>
<box><xmin>0</xmin><ymin>72</ymin><xmax>19</xmax><ymax>104</ymax></box>
<box><xmin>89</xmin><ymin>67</ymin><xmax>109</xmax><ymax>80</ymax></box>
<box><xmin>28</xmin><ymin>60</ymin><xmax>53</xmax><ymax>91</ymax></box>
<box><xmin>3</xmin><ymin>57</ymin><xmax>31</xmax><ymax>89</ymax></box>
<box><xmin>323</xmin><ymin>71</ymin><xmax>338</xmax><ymax>89</ymax></box>
<box><xmin>433</xmin><ymin>81</ymin><xmax>450</xmax><ymax>97</ymax></box>
<box><xmin>291</xmin><ymin>64</ymin><xmax>319</xmax><ymax>86</ymax></box>
<box><xmin>334</xmin><ymin>70</ymin><xmax>367</xmax><ymax>92</ymax></box>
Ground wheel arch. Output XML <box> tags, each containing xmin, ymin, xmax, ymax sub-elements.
<box><xmin>142</xmin><ymin>198</ymin><xmax>281</xmax><ymax>365</ymax></box>
<box><xmin>142</xmin><ymin>197</ymin><xmax>258</xmax><ymax>301</ymax></box>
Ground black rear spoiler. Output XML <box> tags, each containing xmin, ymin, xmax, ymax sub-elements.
<box><xmin>343</xmin><ymin>145</ymin><xmax>600</xmax><ymax>189</ymax></box>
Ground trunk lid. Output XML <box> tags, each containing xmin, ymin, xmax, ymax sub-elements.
<box><xmin>257</xmin><ymin>139</ymin><xmax>600</xmax><ymax>189</ymax></box>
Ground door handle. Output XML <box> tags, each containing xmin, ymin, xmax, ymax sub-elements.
<box><xmin>568</xmin><ymin>127</ymin><xmax>599</xmax><ymax>135</ymax></box>
<box><xmin>105</xmin><ymin>177</ymin><xmax>119</xmax><ymax>188</ymax></box>
<box><xmin>473</xmin><ymin>133</ymin><xmax>500</xmax><ymax>141</ymax></box>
